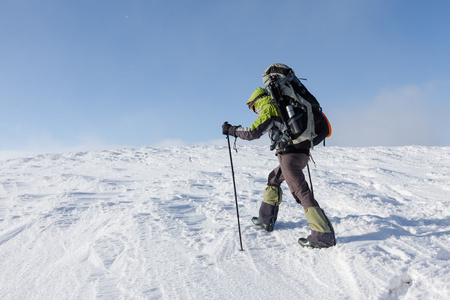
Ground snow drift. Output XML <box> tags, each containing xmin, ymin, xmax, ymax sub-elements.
<box><xmin>0</xmin><ymin>145</ymin><xmax>449</xmax><ymax>299</ymax></box>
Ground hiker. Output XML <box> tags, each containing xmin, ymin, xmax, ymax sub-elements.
<box><xmin>222</xmin><ymin>87</ymin><xmax>336</xmax><ymax>248</ymax></box>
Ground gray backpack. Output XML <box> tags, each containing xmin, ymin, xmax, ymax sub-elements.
<box><xmin>262</xmin><ymin>63</ymin><xmax>331</xmax><ymax>149</ymax></box>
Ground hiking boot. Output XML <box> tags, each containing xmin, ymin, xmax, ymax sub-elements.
<box><xmin>298</xmin><ymin>238</ymin><xmax>325</xmax><ymax>249</ymax></box>
<box><xmin>252</xmin><ymin>217</ymin><xmax>273</xmax><ymax>232</ymax></box>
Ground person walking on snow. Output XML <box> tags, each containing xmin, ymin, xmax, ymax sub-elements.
<box><xmin>222</xmin><ymin>87</ymin><xmax>336</xmax><ymax>248</ymax></box>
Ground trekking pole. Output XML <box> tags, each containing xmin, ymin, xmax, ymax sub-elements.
<box><xmin>306</xmin><ymin>163</ymin><xmax>314</xmax><ymax>199</ymax></box>
<box><xmin>226</xmin><ymin>134</ymin><xmax>244</xmax><ymax>251</ymax></box>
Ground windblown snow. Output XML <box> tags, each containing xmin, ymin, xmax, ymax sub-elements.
<box><xmin>0</xmin><ymin>145</ymin><xmax>449</xmax><ymax>299</ymax></box>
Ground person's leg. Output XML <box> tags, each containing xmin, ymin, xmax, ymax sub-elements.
<box><xmin>278</xmin><ymin>153</ymin><xmax>335</xmax><ymax>247</ymax></box>
<box><xmin>277</xmin><ymin>153</ymin><xmax>317</xmax><ymax>208</ymax></box>
<box><xmin>255</xmin><ymin>166</ymin><xmax>284</xmax><ymax>231</ymax></box>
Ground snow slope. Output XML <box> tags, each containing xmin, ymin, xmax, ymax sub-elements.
<box><xmin>0</xmin><ymin>145</ymin><xmax>449</xmax><ymax>300</ymax></box>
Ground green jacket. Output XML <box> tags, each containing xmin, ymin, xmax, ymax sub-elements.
<box><xmin>235</xmin><ymin>88</ymin><xmax>285</xmax><ymax>150</ymax></box>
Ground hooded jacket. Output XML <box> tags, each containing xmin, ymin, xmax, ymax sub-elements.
<box><xmin>235</xmin><ymin>88</ymin><xmax>309</xmax><ymax>154</ymax></box>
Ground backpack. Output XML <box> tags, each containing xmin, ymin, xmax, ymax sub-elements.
<box><xmin>262</xmin><ymin>63</ymin><xmax>331</xmax><ymax>150</ymax></box>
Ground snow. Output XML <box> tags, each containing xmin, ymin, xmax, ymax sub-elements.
<box><xmin>0</xmin><ymin>144</ymin><xmax>449</xmax><ymax>299</ymax></box>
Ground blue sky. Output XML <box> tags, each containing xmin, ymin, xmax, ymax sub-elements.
<box><xmin>1</xmin><ymin>0</ymin><xmax>449</xmax><ymax>157</ymax></box>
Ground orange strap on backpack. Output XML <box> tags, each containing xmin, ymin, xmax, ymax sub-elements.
<box><xmin>321</xmin><ymin>111</ymin><xmax>332</xmax><ymax>138</ymax></box>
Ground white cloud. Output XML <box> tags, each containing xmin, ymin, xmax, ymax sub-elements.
<box><xmin>328</xmin><ymin>83</ymin><xmax>447</xmax><ymax>146</ymax></box>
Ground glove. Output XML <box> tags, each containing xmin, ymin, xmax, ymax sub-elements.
<box><xmin>222</xmin><ymin>122</ymin><xmax>231</xmax><ymax>135</ymax></box>
<box><xmin>222</xmin><ymin>122</ymin><xmax>240</xmax><ymax>137</ymax></box>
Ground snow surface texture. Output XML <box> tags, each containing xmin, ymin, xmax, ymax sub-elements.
<box><xmin>0</xmin><ymin>145</ymin><xmax>449</xmax><ymax>300</ymax></box>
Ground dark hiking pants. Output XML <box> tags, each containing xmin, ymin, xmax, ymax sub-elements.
<box><xmin>258</xmin><ymin>152</ymin><xmax>336</xmax><ymax>247</ymax></box>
